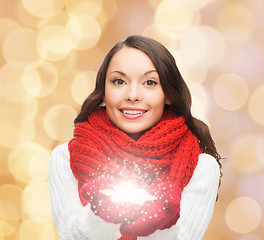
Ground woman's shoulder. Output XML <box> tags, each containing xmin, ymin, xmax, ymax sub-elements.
<box><xmin>197</xmin><ymin>153</ymin><xmax>220</xmax><ymax>173</ymax></box>
<box><xmin>50</xmin><ymin>142</ymin><xmax>70</xmax><ymax>165</ymax></box>
<box><xmin>51</xmin><ymin>142</ymin><xmax>69</xmax><ymax>155</ymax></box>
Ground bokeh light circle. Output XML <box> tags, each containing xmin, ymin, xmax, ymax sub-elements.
<box><xmin>213</xmin><ymin>74</ymin><xmax>249</xmax><ymax>111</ymax></box>
<box><xmin>225</xmin><ymin>197</ymin><xmax>262</xmax><ymax>234</ymax></box>
<box><xmin>19</xmin><ymin>218</ymin><xmax>55</xmax><ymax>240</ymax></box>
<box><xmin>0</xmin><ymin>184</ymin><xmax>23</xmax><ymax>219</ymax></box>
<box><xmin>44</xmin><ymin>104</ymin><xmax>76</xmax><ymax>141</ymax></box>
<box><xmin>37</xmin><ymin>25</ymin><xmax>73</xmax><ymax>61</ymax></box>
<box><xmin>0</xmin><ymin>98</ymin><xmax>38</xmax><ymax>125</ymax></box>
<box><xmin>217</xmin><ymin>2</ymin><xmax>255</xmax><ymax>44</ymax></box>
<box><xmin>0</xmin><ymin>219</ymin><xmax>16</xmax><ymax>237</ymax></box>
<box><xmin>71</xmin><ymin>71</ymin><xmax>96</xmax><ymax>105</ymax></box>
<box><xmin>210</xmin><ymin>111</ymin><xmax>240</xmax><ymax>140</ymax></box>
<box><xmin>65</xmin><ymin>16</ymin><xmax>101</xmax><ymax>50</ymax></box>
<box><xmin>0</xmin><ymin>200</ymin><xmax>20</xmax><ymax>237</ymax></box>
<box><xmin>22</xmin><ymin>64</ymin><xmax>42</xmax><ymax>97</ymax></box>
<box><xmin>8</xmin><ymin>142</ymin><xmax>50</xmax><ymax>183</ymax></box>
<box><xmin>22</xmin><ymin>0</ymin><xmax>65</xmax><ymax>18</ymax></box>
<box><xmin>0</xmin><ymin>120</ymin><xmax>35</xmax><ymax>148</ymax></box>
<box><xmin>180</xmin><ymin>26</ymin><xmax>225</xmax><ymax>68</ymax></box>
<box><xmin>188</xmin><ymin>83</ymin><xmax>208</xmax><ymax>123</ymax></box>
<box><xmin>237</xmin><ymin>234</ymin><xmax>262</xmax><ymax>240</ymax></box>
<box><xmin>66</xmin><ymin>0</ymin><xmax>103</xmax><ymax>18</ymax></box>
<box><xmin>23</xmin><ymin>61</ymin><xmax>59</xmax><ymax>97</ymax></box>
<box><xmin>0</xmin><ymin>62</ymin><xmax>36</xmax><ymax>103</ymax></box>
<box><xmin>37</xmin><ymin>12</ymin><xmax>70</xmax><ymax>30</ymax></box>
<box><xmin>248</xmin><ymin>85</ymin><xmax>264</xmax><ymax>126</ymax></box>
<box><xmin>3</xmin><ymin>28</ymin><xmax>42</xmax><ymax>65</ymax></box>
<box><xmin>256</xmin><ymin>133</ymin><xmax>264</xmax><ymax>166</ymax></box>
<box><xmin>155</xmin><ymin>0</ymin><xmax>194</xmax><ymax>32</ymax></box>
<box><xmin>22</xmin><ymin>180</ymin><xmax>52</xmax><ymax>221</ymax></box>
<box><xmin>0</xmin><ymin>18</ymin><xmax>20</xmax><ymax>46</ymax></box>
<box><xmin>230</xmin><ymin>134</ymin><xmax>261</xmax><ymax>174</ymax></box>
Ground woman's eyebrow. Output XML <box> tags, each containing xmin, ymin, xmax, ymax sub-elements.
<box><xmin>108</xmin><ymin>70</ymin><xmax>126</xmax><ymax>76</ymax></box>
<box><xmin>144</xmin><ymin>70</ymin><xmax>158</xmax><ymax>76</ymax></box>
<box><xmin>108</xmin><ymin>70</ymin><xmax>157</xmax><ymax>76</ymax></box>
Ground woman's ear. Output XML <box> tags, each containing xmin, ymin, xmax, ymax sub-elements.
<box><xmin>165</xmin><ymin>98</ymin><xmax>172</xmax><ymax>105</ymax></box>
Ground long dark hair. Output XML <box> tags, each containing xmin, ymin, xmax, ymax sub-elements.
<box><xmin>75</xmin><ymin>35</ymin><xmax>222</xmax><ymax>180</ymax></box>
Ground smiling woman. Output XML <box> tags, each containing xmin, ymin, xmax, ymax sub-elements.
<box><xmin>104</xmin><ymin>47</ymin><xmax>168</xmax><ymax>140</ymax></box>
<box><xmin>49</xmin><ymin>35</ymin><xmax>222</xmax><ymax>240</ymax></box>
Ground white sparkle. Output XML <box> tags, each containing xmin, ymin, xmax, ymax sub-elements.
<box><xmin>100</xmin><ymin>180</ymin><xmax>156</xmax><ymax>205</ymax></box>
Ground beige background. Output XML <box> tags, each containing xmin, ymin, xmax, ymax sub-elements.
<box><xmin>0</xmin><ymin>0</ymin><xmax>264</xmax><ymax>239</ymax></box>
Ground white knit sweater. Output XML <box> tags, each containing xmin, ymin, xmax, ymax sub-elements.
<box><xmin>49</xmin><ymin>142</ymin><xmax>220</xmax><ymax>240</ymax></box>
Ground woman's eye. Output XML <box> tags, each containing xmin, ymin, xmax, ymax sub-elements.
<box><xmin>144</xmin><ymin>80</ymin><xmax>157</xmax><ymax>86</ymax></box>
<box><xmin>112</xmin><ymin>78</ymin><xmax>125</xmax><ymax>85</ymax></box>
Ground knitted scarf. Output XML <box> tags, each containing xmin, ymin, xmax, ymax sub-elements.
<box><xmin>69</xmin><ymin>108</ymin><xmax>201</xmax><ymax>240</ymax></box>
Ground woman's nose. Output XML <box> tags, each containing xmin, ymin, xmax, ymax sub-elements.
<box><xmin>126</xmin><ymin>84</ymin><xmax>141</xmax><ymax>102</ymax></box>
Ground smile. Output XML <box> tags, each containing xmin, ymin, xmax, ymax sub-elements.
<box><xmin>120</xmin><ymin>109</ymin><xmax>147</xmax><ymax>115</ymax></box>
<box><xmin>119</xmin><ymin>108</ymin><xmax>147</xmax><ymax>119</ymax></box>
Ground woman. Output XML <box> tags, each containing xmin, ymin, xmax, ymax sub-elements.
<box><xmin>49</xmin><ymin>35</ymin><xmax>221</xmax><ymax>240</ymax></box>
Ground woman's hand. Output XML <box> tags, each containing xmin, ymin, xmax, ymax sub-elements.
<box><xmin>120</xmin><ymin>182</ymin><xmax>182</xmax><ymax>237</ymax></box>
<box><xmin>80</xmin><ymin>176</ymin><xmax>144</xmax><ymax>224</ymax></box>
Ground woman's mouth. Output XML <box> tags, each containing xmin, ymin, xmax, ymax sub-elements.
<box><xmin>120</xmin><ymin>109</ymin><xmax>147</xmax><ymax>119</ymax></box>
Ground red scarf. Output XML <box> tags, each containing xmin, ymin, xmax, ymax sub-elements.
<box><xmin>69</xmin><ymin>108</ymin><xmax>201</xmax><ymax>240</ymax></box>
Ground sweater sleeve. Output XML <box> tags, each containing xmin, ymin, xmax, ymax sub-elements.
<box><xmin>138</xmin><ymin>153</ymin><xmax>220</xmax><ymax>240</ymax></box>
<box><xmin>48</xmin><ymin>142</ymin><xmax>122</xmax><ymax>240</ymax></box>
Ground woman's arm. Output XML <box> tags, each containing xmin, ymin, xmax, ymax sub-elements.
<box><xmin>138</xmin><ymin>153</ymin><xmax>220</xmax><ymax>240</ymax></box>
<box><xmin>48</xmin><ymin>142</ymin><xmax>121</xmax><ymax>240</ymax></box>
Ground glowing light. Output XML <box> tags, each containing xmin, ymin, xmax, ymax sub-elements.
<box><xmin>3</xmin><ymin>28</ymin><xmax>42</xmax><ymax>65</ymax></box>
<box><xmin>155</xmin><ymin>0</ymin><xmax>194</xmax><ymax>32</ymax></box>
<box><xmin>71</xmin><ymin>71</ymin><xmax>96</xmax><ymax>105</ymax></box>
<box><xmin>101</xmin><ymin>181</ymin><xmax>156</xmax><ymax>205</ymax></box>
<box><xmin>237</xmin><ymin>234</ymin><xmax>263</xmax><ymax>240</ymax></box>
<box><xmin>96</xmin><ymin>0</ymin><xmax>117</xmax><ymax>26</ymax></box>
<box><xmin>180</xmin><ymin>26</ymin><xmax>225</xmax><ymax>68</ymax></box>
<box><xmin>0</xmin><ymin>184</ymin><xmax>23</xmax><ymax>219</ymax></box>
<box><xmin>22</xmin><ymin>64</ymin><xmax>42</xmax><ymax>97</ymax></box>
<box><xmin>66</xmin><ymin>0</ymin><xmax>103</xmax><ymax>18</ymax></box>
<box><xmin>22</xmin><ymin>181</ymin><xmax>52</xmax><ymax>221</ymax></box>
<box><xmin>0</xmin><ymin>98</ymin><xmax>38</xmax><ymax>125</ymax></box>
<box><xmin>0</xmin><ymin>219</ymin><xmax>15</xmax><ymax>237</ymax></box>
<box><xmin>160</xmin><ymin>0</ymin><xmax>208</xmax><ymax>11</ymax></box>
<box><xmin>213</xmin><ymin>74</ymin><xmax>249</xmax><ymax>111</ymax></box>
<box><xmin>30</xmin><ymin>61</ymin><xmax>58</xmax><ymax>97</ymax></box>
<box><xmin>37</xmin><ymin>25</ymin><xmax>73</xmax><ymax>61</ymax></box>
<box><xmin>18</xmin><ymin>219</ymin><xmax>55</xmax><ymax>240</ymax></box>
<box><xmin>21</xmin><ymin>0</ymin><xmax>65</xmax><ymax>18</ymax></box>
<box><xmin>16</xmin><ymin>0</ymin><xmax>41</xmax><ymax>29</ymax></box>
<box><xmin>225</xmin><ymin>197</ymin><xmax>262</xmax><ymax>234</ymax></box>
<box><xmin>210</xmin><ymin>110</ymin><xmax>240</xmax><ymax>140</ymax></box>
<box><xmin>8</xmin><ymin>142</ymin><xmax>50</xmax><ymax>182</ymax></box>
<box><xmin>238</xmin><ymin>175</ymin><xmax>264</xmax><ymax>203</ymax></box>
<box><xmin>142</xmin><ymin>24</ymin><xmax>178</xmax><ymax>47</ymax></box>
<box><xmin>217</xmin><ymin>2</ymin><xmax>255</xmax><ymax>44</ymax></box>
<box><xmin>0</xmin><ymin>18</ymin><xmax>20</xmax><ymax>46</ymax></box>
<box><xmin>37</xmin><ymin>12</ymin><xmax>69</xmax><ymax>30</ymax></box>
<box><xmin>188</xmin><ymin>82</ymin><xmax>208</xmax><ymax>122</ymax></box>
<box><xmin>248</xmin><ymin>85</ymin><xmax>264</xmax><ymax>126</ymax></box>
<box><xmin>0</xmin><ymin>120</ymin><xmax>35</xmax><ymax>148</ymax></box>
<box><xmin>0</xmin><ymin>201</ymin><xmax>19</xmax><ymax>236</ymax></box>
<box><xmin>256</xmin><ymin>133</ymin><xmax>264</xmax><ymax>166</ymax></box>
<box><xmin>65</xmin><ymin>16</ymin><xmax>101</xmax><ymax>50</ymax></box>
<box><xmin>0</xmin><ymin>62</ymin><xmax>36</xmax><ymax>103</ymax></box>
<box><xmin>43</xmin><ymin>104</ymin><xmax>76</xmax><ymax>141</ymax></box>
<box><xmin>230</xmin><ymin>135</ymin><xmax>261</xmax><ymax>174</ymax></box>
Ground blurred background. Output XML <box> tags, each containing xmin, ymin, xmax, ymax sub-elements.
<box><xmin>0</xmin><ymin>0</ymin><xmax>264</xmax><ymax>239</ymax></box>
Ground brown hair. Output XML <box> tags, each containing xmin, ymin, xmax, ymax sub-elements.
<box><xmin>74</xmin><ymin>35</ymin><xmax>222</xmax><ymax>182</ymax></box>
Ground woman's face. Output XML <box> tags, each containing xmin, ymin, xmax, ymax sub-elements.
<box><xmin>104</xmin><ymin>47</ymin><xmax>169</xmax><ymax>140</ymax></box>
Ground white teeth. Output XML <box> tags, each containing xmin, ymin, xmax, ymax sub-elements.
<box><xmin>122</xmin><ymin>110</ymin><xmax>146</xmax><ymax>115</ymax></box>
